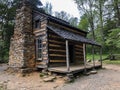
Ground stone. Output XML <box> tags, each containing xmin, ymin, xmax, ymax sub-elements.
<box><xmin>90</xmin><ymin>70</ymin><xmax>97</xmax><ymax>74</ymax></box>
<box><xmin>48</xmin><ymin>72</ymin><xmax>52</xmax><ymax>76</ymax></box>
<box><xmin>43</xmin><ymin>76</ymin><xmax>56</xmax><ymax>82</ymax></box>
<box><xmin>64</xmin><ymin>76</ymin><xmax>74</xmax><ymax>83</ymax></box>
<box><xmin>57</xmin><ymin>75</ymin><xmax>63</xmax><ymax>78</ymax></box>
<box><xmin>9</xmin><ymin>3</ymin><xmax>35</xmax><ymax>70</ymax></box>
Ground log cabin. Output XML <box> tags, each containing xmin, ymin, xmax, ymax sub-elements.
<box><xmin>9</xmin><ymin>0</ymin><xmax>102</xmax><ymax>74</ymax></box>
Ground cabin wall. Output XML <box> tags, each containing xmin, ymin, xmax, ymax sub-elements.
<box><xmin>74</xmin><ymin>43</ymin><xmax>84</xmax><ymax>64</ymax></box>
<box><xmin>33</xmin><ymin>13</ymin><xmax>49</xmax><ymax>68</ymax></box>
<box><xmin>48</xmin><ymin>30</ymin><xmax>66</xmax><ymax>67</ymax></box>
<box><xmin>48</xmin><ymin>23</ymin><xmax>84</xmax><ymax>67</ymax></box>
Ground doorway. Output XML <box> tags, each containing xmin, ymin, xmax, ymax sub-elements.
<box><xmin>68</xmin><ymin>45</ymin><xmax>75</xmax><ymax>63</ymax></box>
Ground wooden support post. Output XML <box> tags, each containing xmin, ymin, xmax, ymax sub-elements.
<box><xmin>83</xmin><ymin>43</ymin><xmax>87</xmax><ymax>72</ymax></box>
<box><xmin>66</xmin><ymin>40</ymin><xmax>70</xmax><ymax>72</ymax></box>
<box><xmin>92</xmin><ymin>45</ymin><xmax>95</xmax><ymax>69</ymax></box>
<box><xmin>100</xmin><ymin>47</ymin><xmax>102</xmax><ymax>67</ymax></box>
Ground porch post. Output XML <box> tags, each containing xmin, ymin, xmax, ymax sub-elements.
<box><xmin>66</xmin><ymin>40</ymin><xmax>70</xmax><ymax>72</ymax></box>
<box><xmin>92</xmin><ymin>45</ymin><xmax>95</xmax><ymax>69</ymax></box>
<box><xmin>83</xmin><ymin>43</ymin><xmax>87</xmax><ymax>72</ymax></box>
<box><xmin>100</xmin><ymin>47</ymin><xmax>102</xmax><ymax>67</ymax></box>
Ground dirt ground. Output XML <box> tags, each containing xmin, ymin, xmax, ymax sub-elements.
<box><xmin>0</xmin><ymin>64</ymin><xmax>120</xmax><ymax>90</ymax></box>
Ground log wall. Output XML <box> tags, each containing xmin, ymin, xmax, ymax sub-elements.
<box><xmin>33</xmin><ymin>13</ymin><xmax>49</xmax><ymax>68</ymax></box>
<box><xmin>47</xmin><ymin>23</ymin><xmax>85</xmax><ymax>66</ymax></box>
<box><xmin>48</xmin><ymin>30</ymin><xmax>66</xmax><ymax>66</ymax></box>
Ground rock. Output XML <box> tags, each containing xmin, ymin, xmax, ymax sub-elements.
<box><xmin>48</xmin><ymin>72</ymin><xmax>52</xmax><ymax>76</ymax></box>
<box><xmin>64</xmin><ymin>75</ymin><xmax>74</xmax><ymax>83</ymax></box>
<box><xmin>83</xmin><ymin>72</ymin><xmax>90</xmax><ymax>76</ymax></box>
<box><xmin>43</xmin><ymin>76</ymin><xmax>56</xmax><ymax>82</ymax></box>
<box><xmin>57</xmin><ymin>75</ymin><xmax>63</xmax><ymax>78</ymax></box>
<box><xmin>90</xmin><ymin>70</ymin><xmax>97</xmax><ymax>74</ymax></box>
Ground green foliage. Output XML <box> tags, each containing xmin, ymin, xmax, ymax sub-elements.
<box><xmin>0</xmin><ymin>0</ymin><xmax>17</xmax><ymax>63</ymax></box>
<box><xmin>105</xmin><ymin>28</ymin><xmax>120</xmax><ymax>52</ymax></box>
<box><xmin>44</xmin><ymin>2</ymin><xmax>53</xmax><ymax>15</ymax></box>
<box><xmin>78</xmin><ymin>14</ymin><xmax>89</xmax><ymax>31</ymax></box>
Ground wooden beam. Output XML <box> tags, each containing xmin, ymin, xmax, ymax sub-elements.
<box><xmin>66</xmin><ymin>40</ymin><xmax>70</xmax><ymax>72</ymax></box>
<box><xmin>100</xmin><ymin>47</ymin><xmax>102</xmax><ymax>67</ymax></box>
<box><xmin>83</xmin><ymin>43</ymin><xmax>87</xmax><ymax>72</ymax></box>
<box><xmin>92</xmin><ymin>45</ymin><xmax>95</xmax><ymax>69</ymax></box>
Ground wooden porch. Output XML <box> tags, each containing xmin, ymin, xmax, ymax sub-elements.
<box><xmin>48</xmin><ymin>63</ymin><xmax>101</xmax><ymax>74</ymax></box>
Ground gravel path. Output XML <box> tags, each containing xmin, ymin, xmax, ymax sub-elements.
<box><xmin>0</xmin><ymin>64</ymin><xmax>120</xmax><ymax>90</ymax></box>
<box><xmin>56</xmin><ymin>65</ymin><xmax>120</xmax><ymax>90</ymax></box>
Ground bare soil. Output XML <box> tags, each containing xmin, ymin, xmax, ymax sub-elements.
<box><xmin>0</xmin><ymin>64</ymin><xmax>120</xmax><ymax>90</ymax></box>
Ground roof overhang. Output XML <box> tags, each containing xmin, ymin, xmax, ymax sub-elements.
<box><xmin>47</xmin><ymin>26</ymin><xmax>101</xmax><ymax>47</ymax></box>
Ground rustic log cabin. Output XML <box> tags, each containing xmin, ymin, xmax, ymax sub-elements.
<box><xmin>9</xmin><ymin>0</ymin><xmax>102</xmax><ymax>74</ymax></box>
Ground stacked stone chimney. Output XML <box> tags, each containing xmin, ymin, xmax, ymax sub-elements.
<box><xmin>9</xmin><ymin>1</ymin><xmax>35</xmax><ymax>70</ymax></box>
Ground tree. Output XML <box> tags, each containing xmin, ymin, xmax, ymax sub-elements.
<box><xmin>112</xmin><ymin>0</ymin><xmax>120</xmax><ymax>27</ymax></box>
<box><xmin>44</xmin><ymin>2</ymin><xmax>53</xmax><ymax>15</ymax></box>
<box><xmin>74</xmin><ymin>0</ymin><xmax>97</xmax><ymax>40</ymax></box>
<box><xmin>78</xmin><ymin>14</ymin><xmax>89</xmax><ymax>31</ymax></box>
<box><xmin>105</xmin><ymin>28</ymin><xmax>120</xmax><ymax>54</ymax></box>
<box><xmin>55</xmin><ymin>11</ymin><xmax>78</xmax><ymax>26</ymax></box>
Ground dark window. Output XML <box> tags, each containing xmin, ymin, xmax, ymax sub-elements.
<box><xmin>35</xmin><ymin>20</ymin><xmax>40</xmax><ymax>29</ymax></box>
<box><xmin>36</xmin><ymin>37</ymin><xmax>43</xmax><ymax>60</ymax></box>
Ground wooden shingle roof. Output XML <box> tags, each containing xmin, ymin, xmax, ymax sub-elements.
<box><xmin>47</xmin><ymin>26</ymin><xmax>101</xmax><ymax>47</ymax></box>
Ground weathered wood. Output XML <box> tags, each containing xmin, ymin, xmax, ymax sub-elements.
<box><xmin>49</xmin><ymin>40</ymin><xmax>65</xmax><ymax>45</ymax></box>
<box><xmin>49</xmin><ymin>51</ymin><xmax>66</xmax><ymax>55</ymax></box>
<box><xmin>92</xmin><ymin>45</ymin><xmax>95</xmax><ymax>69</ymax></box>
<box><xmin>49</xmin><ymin>46</ymin><xmax>65</xmax><ymax>50</ymax></box>
<box><xmin>49</xmin><ymin>54</ymin><xmax>66</xmax><ymax>57</ymax></box>
<box><xmin>50</xmin><ymin>56</ymin><xmax>66</xmax><ymax>60</ymax></box>
<box><xmin>50</xmin><ymin>60</ymin><xmax>66</xmax><ymax>63</ymax></box>
<box><xmin>49</xmin><ymin>22</ymin><xmax>86</xmax><ymax>36</ymax></box>
<box><xmin>100</xmin><ymin>47</ymin><xmax>102</xmax><ymax>67</ymax></box>
<box><xmin>75</xmin><ymin>51</ymin><xmax>83</xmax><ymax>55</ymax></box>
<box><xmin>83</xmin><ymin>43</ymin><xmax>87</xmax><ymax>72</ymax></box>
<box><xmin>66</xmin><ymin>40</ymin><xmax>70</xmax><ymax>72</ymax></box>
<box><xmin>49</xmin><ymin>44</ymin><xmax>64</xmax><ymax>48</ymax></box>
<box><xmin>49</xmin><ymin>49</ymin><xmax>66</xmax><ymax>52</ymax></box>
<box><xmin>75</xmin><ymin>49</ymin><xmax>83</xmax><ymax>52</ymax></box>
<box><xmin>75</xmin><ymin>45</ymin><xmax>83</xmax><ymax>48</ymax></box>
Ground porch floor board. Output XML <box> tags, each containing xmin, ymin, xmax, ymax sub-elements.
<box><xmin>48</xmin><ymin>63</ymin><xmax>101</xmax><ymax>74</ymax></box>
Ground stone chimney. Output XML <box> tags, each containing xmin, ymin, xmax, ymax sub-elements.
<box><xmin>9</xmin><ymin>0</ymin><xmax>35</xmax><ymax>70</ymax></box>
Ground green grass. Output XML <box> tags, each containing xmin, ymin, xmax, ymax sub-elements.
<box><xmin>103</xmin><ymin>60</ymin><xmax>120</xmax><ymax>65</ymax></box>
<box><xmin>86</xmin><ymin>54</ymin><xmax>107</xmax><ymax>61</ymax></box>
<box><xmin>87</xmin><ymin>54</ymin><xmax>120</xmax><ymax>65</ymax></box>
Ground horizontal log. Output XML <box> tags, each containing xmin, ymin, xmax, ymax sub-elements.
<box><xmin>49</xmin><ymin>49</ymin><xmax>66</xmax><ymax>52</ymax></box>
<box><xmin>49</xmin><ymin>46</ymin><xmax>65</xmax><ymax>50</ymax></box>
<box><xmin>49</xmin><ymin>40</ymin><xmax>65</xmax><ymax>45</ymax></box>
<box><xmin>49</xmin><ymin>38</ymin><xmax>65</xmax><ymax>43</ymax></box>
<box><xmin>75</xmin><ymin>49</ymin><xmax>83</xmax><ymax>52</ymax></box>
<box><xmin>43</xmin><ymin>57</ymin><xmax>48</xmax><ymax>60</ymax></box>
<box><xmin>49</xmin><ymin>51</ymin><xmax>66</xmax><ymax>55</ymax></box>
<box><xmin>49</xmin><ymin>44</ymin><xmax>64</xmax><ymax>47</ymax></box>
<box><xmin>35</xmin><ymin>32</ymin><xmax>46</xmax><ymax>36</ymax></box>
<box><xmin>50</xmin><ymin>60</ymin><xmax>66</xmax><ymax>63</ymax></box>
<box><xmin>49</xmin><ymin>54</ymin><xmax>66</xmax><ymax>57</ymax></box>
<box><xmin>50</xmin><ymin>56</ymin><xmax>66</xmax><ymax>60</ymax></box>
<box><xmin>75</xmin><ymin>45</ymin><xmax>83</xmax><ymax>48</ymax></box>
<box><xmin>75</xmin><ymin>51</ymin><xmax>83</xmax><ymax>55</ymax></box>
<box><xmin>49</xmin><ymin>35</ymin><xmax>62</xmax><ymax>39</ymax></box>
